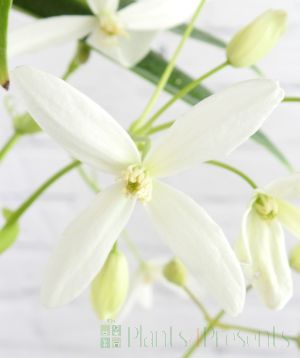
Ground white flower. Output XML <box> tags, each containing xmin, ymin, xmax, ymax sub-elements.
<box><xmin>8</xmin><ymin>0</ymin><xmax>200</xmax><ymax>67</ymax></box>
<box><xmin>11</xmin><ymin>66</ymin><xmax>283</xmax><ymax>315</ymax></box>
<box><xmin>236</xmin><ymin>174</ymin><xmax>300</xmax><ymax>310</ymax></box>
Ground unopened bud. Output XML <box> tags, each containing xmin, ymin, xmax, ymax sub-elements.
<box><xmin>163</xmin><ymin>258</ymin><xmax>187</xmax><ymax>286</ymax></box>
<box><xmin>90</xmin><ymin>247</ymin><xmax>129</xmax><ymax>320</ymax></box>
<box><xmin>226</xmin><ymin>10</ymin><xmax>287</xmax><ymax>67</ymax></box>
<box><xmin>290</xmin><ymin>244</ymin><xmax>300</xmax><ymax>273</ymax></box>
<box><xmin>77</xmin><ymin>41</ymin><xmax>90</xmax><ymax>64</ymax></box>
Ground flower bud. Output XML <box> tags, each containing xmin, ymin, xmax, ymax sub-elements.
<box><xmin>90</xmin><ymin>247</ymin><xmax>129</xmax><ymax>320</ymax></box>
<box><xmin>226</xmin><ymin>10</ymin><xmax>287</xmax><ymax>67</ymax></box>
<box><xmin>163</xmin><ymin>258</ymin><xmax>187</xmax><ymax>286</ymax></box>
<box><xmin>290</xmin><ymin>244</ymin><xmax>300</xmax><ymax>273</ymax></box>
<box><xmin>253</xmin><ymin>193</ymin><xmax>278</xmax><ymax>221</ymax></box>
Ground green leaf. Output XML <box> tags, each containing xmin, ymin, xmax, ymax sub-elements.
<box><xmin>0</xmin><ymin>208</ymin><xmax>20</xmax><ymax>253</ymax></box>
<box><xmin>172</xmin><ymin>25</ymin><xmax>226</xmax><ymax>48</ymax></box>
<box><xmin>0</xmin><ymin>0</ymin><xmax>12</xmax><ymax>89</ymax></box>
<box><xmin>252</xmin><ymin>131</ymin><xmax>293</xmax><ymax>172</ymax></box>
<box><xmin>13</xmin><ymin>113</ymin><xmax>41</xmax><ymax>134</ymax></box>
<box><xmin>12</xmin><ymin>0</ymin><xmax>291</xmax><ymax>171</ymax></box>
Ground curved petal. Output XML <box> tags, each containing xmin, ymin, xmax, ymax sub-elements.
<box><xmin>11</xmin><ymin>66</ymin><xmax>140</xmax><ymax>174</ymax></box>
<box><xmin>146</xmin><ymin>181</ymin><xmax>245</xmax><ymax>316</ymax></box>
<box><xmin>87</xmin><ymin>28</ymin><xmax>157</xmax><ymax>67</ymax></box>
<box><xmin>144</xmin><ymin>79</ymin><xmax>284</xmax><ymax>178</ymax></box>
<box><xmin>277</xmin><ymin>199</ymin><xmax>300</xmax><ymax>239</ymax></box>
<box><xmin>8</xmin><ymin>16</ymin><xmax>96</xmax><ymax>58</ymax></box>
<box><xmin>87</xmin><ymin>0</ymin><xmax>119</xmax><ymax>14</ymax></box>
<box><xmin>264</xmin><ymin>173</ymin><xmax>300</xmax><ymax>200</ymax></box>
<box><xmin>41</xmin><ymin>183</ymin><xmax>135</xmax><ymax>307</ymax></box>
<box><xmin>243</xmin><ymin>209</ymin><xmax>292</xmax><ymax>309</ymax></box>
<box><xmin>119</xmin><ymin>0</ymin><xmax>198</xmax><ymax>30</ymax></box>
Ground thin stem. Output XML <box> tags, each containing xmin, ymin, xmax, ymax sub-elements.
<box><xmin>3</xmin><ymin>160</ymin><xmax>80</xmax><ymax>227</ymax></box>
<box><xmin>130</xmin><ymin>0</ymin><xmax>207</xmax><ymax>133</ymax></box>
<box><xmin>122</xmin><ymin>230</ymin><xmax>144</xmax><ymax>264</ymax></box>
<box><xmin>0</xmin><ymin>132</ymin><xmax>21</xmax><ymax>162</ymax></box>
<box><xmin>77</xmin><ymin>166</ymin><xmax>100</xmax><ymax>193</ymax></box>
<box><xmin>147</xmin><ymin>121</ymin><xmax>174</xmax><ymax>135</ymax></box>
<box><xmin>217</xmin><ymin>322</ymin><xmax>299</xmax><ymax>343</ymax></box>
<box><xmin>283</xmin><ymin>97</ymin><xmax>300</xmax><ymax>102</ymax></box>
<box><xmin>183</xmin><ymin>286</ymin><xmax>211</xmax><ymax>321</ymax></box>
<box><xmin>207</xmin><ymin>160</ymin><xmax>258</xmax><ymax>189</ymax></box>
<box><xmin>183</xmin><ymin>311</ymin><xmax>225</xmax><ymax>358</ymax></box>
<box><xmin>136</xmin><ymin>61</ymin><xmax>228</xmax><ymax>135</ymax></box>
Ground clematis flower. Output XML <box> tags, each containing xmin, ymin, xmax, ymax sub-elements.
<box><xmin>11</xmin><ymin>66</ymin><xmax>283</xmax><ymax>315</ymax></box>
<box><xmin>236</xmin><ymin>174</ymin><xmax>300</xmax><ymax>310</ymax></box>
<box><xmin>9</xmin><ymin>0</ymin><xmax>200</xmax><ymax>67</ymax></box>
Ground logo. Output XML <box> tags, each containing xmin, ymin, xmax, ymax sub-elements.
<box><xmin>100</xmin><ymin>320</ymin><xmax>122</xmax><ymax>348</ymax></box>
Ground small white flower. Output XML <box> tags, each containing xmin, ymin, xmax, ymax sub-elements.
<box><xmin>236</xmin><ymin>174</ymin><xmax>300</xmax><ymax>310</ymax></box>
<box><xmin>11</xmin><ymin>66</ymin><xmax>283</xmax><ymax>315</ymax></box>
<box><xmin>9</xmin><ymin>0</ymin><xmax>201</xmax><ymax>67</ymax></box>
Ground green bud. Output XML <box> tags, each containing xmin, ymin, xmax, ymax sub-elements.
<box><xmin>253</xmin><ymin>193</ymin><xmax>278</xmax><ymax>221</ymax></box>
<box><xmin>90</xmin><ymin>247</ymin><xmax>129</xmax><ymax>320</ymax></box>
<box><xmin>163</xmin><ymin>258</ymin><xmax>187</xmax><ymax>286</ymax></box>
<box><xmin>290</xmin><ymin>244</ymin><xmax>300</xmax><ymax>273</ymax></box>
<box><xmin>226</xmin><ymin>10</ymin><xmax>287</xmax><ymax>67</ymax></box>
<box><xmin>13</xmin><ymin>113</ymin><xmax>41</xmax><ymax>135</ymax></box>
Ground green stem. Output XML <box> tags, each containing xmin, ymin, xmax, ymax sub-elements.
<box><xmin>4</xmin><ymin>160</ymin><xmax>80</xmax><ymax>227</ymax></box>
<box><xmin>183</xmin><ymin>286</ymin><xmax>211</xmax><ymax>321</ymax></box>
<box><xmin>217</xmin><ymin>322</ymin><xmax>299</xmax><ymax>343</ymax></box>
<box><xmin>122</xmin><ymin>230</ymin><xmax>144</xmax><ymax>264</ymax></box>
<box><xmin>183</xmin><ymin>311</ymin><xmax>225</xmax><ymax>358</ymax></box>
<box><xmin>0</xmin><ymin>0</ymin><xmax>12</xmax><ymax>89</ymax></box>
<box><xmin>207</xmin><ymin>160</ymin><xmax>258</xmax><ymax>189</ymax></box>
<box><xmin>77</xmin><ymin>166</ymin><xmax>100</xmax><ymax>193</ymax></box>
<box><xmin>0</xmin><ymin>132</ymin><xmax>21</xmax><ymax>161</ymax></box>
<box><xmin>283</xmin><ymin>97</ymin><xmax>300</xmax><ymax>102</ymax></box>
<box><xmin>147</xmin><ymin>121</ymin><xmax>174</xmax><ymax>135</ymax></box>
<box><xmin>62</xmin><ymin>41</ymin><xmax>90</xmax><ymax>81</ymax></box>
<box><xmin>136</xmin><ymin>61</ymin><xmax>228</xmax><ymax>135</ymax></box>
<box><xmin>130</xmin><ymin>0</ymin><xmax>207</xmax><ymax>133</ymax></box>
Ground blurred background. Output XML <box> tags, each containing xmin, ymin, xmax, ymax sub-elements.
<box><xmin>1</xmin><ymin>0</ymin><xmax>300</xmax><ymax>357</ymax></box>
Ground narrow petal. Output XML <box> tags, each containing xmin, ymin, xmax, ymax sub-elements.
<box><xmin>8</xmin><ymin>16</ymin><xmax>96</xmax><ymax>58</ymax></box>
<box><xmin>119</xmin><ymin>0</ymin><xmax>198</xmax><ymax>30</ymax></box>
<box><xmin>243</xmin><ymin>209</ymin><xmax>292</xmax><ymax>309</ymax></box>
<box><xmin>277</xmin><ymin>199</ymin><xmax>300</xmax><ymax>239</ymax></box>
<box><xmin>264</xmin><ymin>174</ymin><xmax>300</xmax><ymax>200</ymax></box>
<box><xmin>41</xmin><ymin>183</ymin><xmax>135</xmax><ymax>307</ymax></box>
<box><xmin>146</xmin><ymin>181</ymin><xmax>245</xmax><ymax>316</ymax></box>
<box><xmin>87</xmin><ymin>0</ymin><xmax>119</xmax><ymax>14</ymax></box>
<box><xmin>11</xmin><ymin>66</ymin><xmax>140</xmax><ymax>174</ymax></box>
<box><xmin>145</xmin><ymin>79</ymin><xmax>284</xmax><ymax>178</ymax></box>
<box><xmin>87</xmin><ymin>29</ymin><xmax>157</xmax><ymax>67</ymax></box>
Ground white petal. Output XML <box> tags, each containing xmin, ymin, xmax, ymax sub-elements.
<box><xmin>277</xmin><ymin>199</ymin><xmax>300</xmax><ymax>239</ymax></box>
<box><xmin>11</xmin><ymin>66</ymin><xmax>140</xmax><ymax>174</ymax></box>
<box><xmin>41</xmin><ymin>183</ymin><xmax>135</xmax><ymax>307</ymax></box>
<box><xmin>119</xmin><ymin>0</ymin><xmax>198</xmax><ymax>30</ymax></box>
<box><xmin>146</xmin><ymin>181</ymin><xmax>245</xmax><ymax>316</ymax></box>
<box><xmin>145</xmin><ymin>79</ymin><xmax>284</xmax><ymax>178</ymax></box>
<box><xmin>87</xmin><ymin>0</ymin><xmax>119</xmax><ymax>14</ymax></box>
<box><xmin>243</xmin><ymin>209</ymin><xmax>292</xmax><ymax>309</ymax></box>
<box><xmin>264</xmin><ymin>173</ymin><xmax>300</xmax><ymax>200</ymax></box>
<box><xmin>87</xmin><ymin>28</ymin><xmax>157</xmax><ymax>67</ymax></box>
<box><xmin>8</xmin><ymin>16</ymin><xmax>96</xmax><ymax>58</ymax></box>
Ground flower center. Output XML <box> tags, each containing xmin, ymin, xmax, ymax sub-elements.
<box><xmin>253</xmin><ymin>193</ymin><xmax>278</xmax><ymax>220</ymax></box>
<box><xmin>99</xmin><ymin>10</ymin><xmax>126</xmax><ymax>37</ymax></box>
<box><xmin>122</xmin><ymin>165</ymin><xmax>152</xmax><ymax>203</ymax></box>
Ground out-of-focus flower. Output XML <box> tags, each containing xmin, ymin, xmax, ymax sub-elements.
<box><xmin>290</xmin><ymin>244</ymin><xmax>300</xmax><ymax>272</ymax></box>
<box><xmin>226</xmin><ymin>9</ymin><xmax>287</xmax><ymax>68</ymax></box>
<box><xmin>12</xmin><ymin>66</ymin><xmax>283</xmax><ymax>315</ymax></box>
<box><xmin>163</xmin><ymin>258</ymin><xmax>187</xmax><ymax>286</ymax></box>
<box><xmin>9</xmin><ymin>0</ymin><xmax>201</xmax><ymax>67</ymax></box>
<box><xmin>90</xmin><ymin>245</ymin><xmax>129</xmax><ymax>320</ymax></box>
<box><xmin>236</xmin><ymin>174</ymin><xmax>300</xmax><ymax>310</ymax></box>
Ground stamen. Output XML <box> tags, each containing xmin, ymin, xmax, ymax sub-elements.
<box><xmin>99</xmin><ymin>10</ymin><xmax>127</xmax><ymax>37</ymax></box>
<box><xmin>253</xmin><ymin>193</ymin><xmax>278</xmax><ymax>220</ymax></box>
<box><xmin>122</xmin><ymin>165</ymin><xmax>152</xmax><ymax>203</ymax></box>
